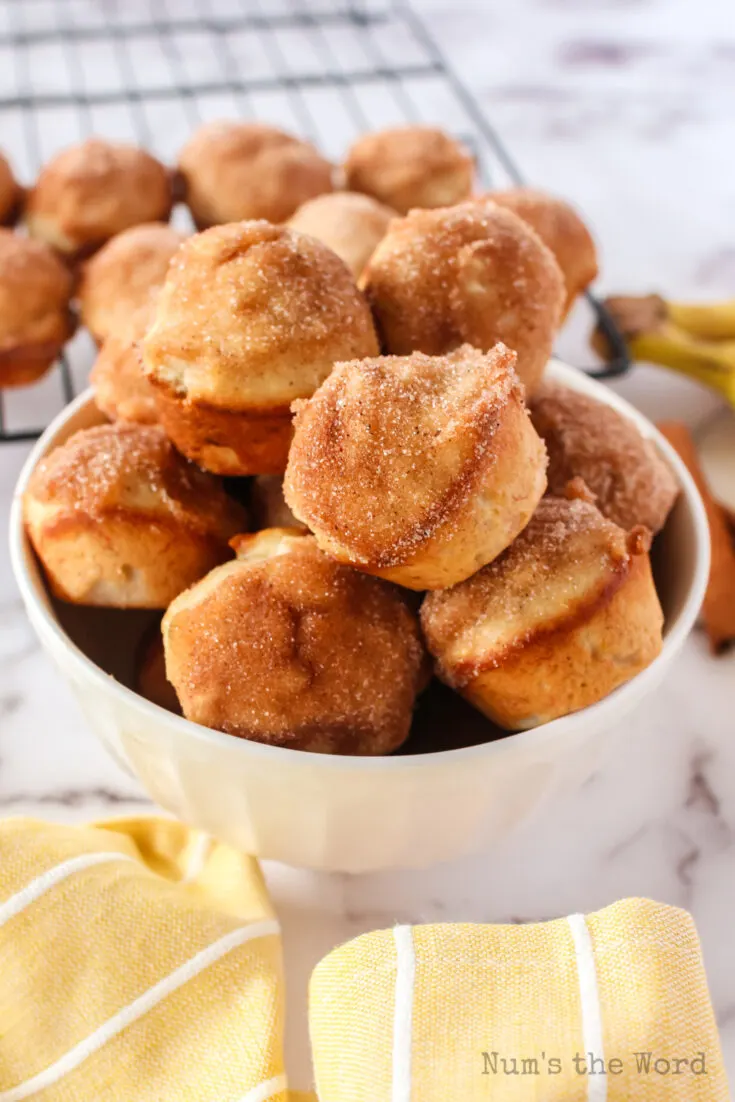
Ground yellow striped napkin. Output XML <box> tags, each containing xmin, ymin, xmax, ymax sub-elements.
<box><xmin>0</xmin><ymin>817</ymin><xmax>728</xmax><ymax>1101</ymax></box>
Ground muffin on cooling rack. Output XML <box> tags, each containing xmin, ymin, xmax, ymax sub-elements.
<box><xmin>362</xmin><ymin>199</ymin><xmax>565</xmax><ymax>395</ymax></box>
<box><xmin>284</xmin><ymin>344</ymin><xmax>547</xmax><ymax>591</ymax></box>
<box><xmin>421</xmin><ymin>491</ymin><xmax>664</xmax><ymax>730</ymax></box>
<box><xmin>344</xmin><ymin>126</ymin><xmax>475</xmax><ymax>214</ymax></box>
<box><xmin>288</xmin><ymin>191</ymin><xmax>395</xmax><ymax>279</ymax></box>
<box><xmin>163</xmin><ymin>528</ymin><xmax>428</xmax><ymax>754</ymax></box>
<box><xmin>23</xmin><ymin>422</ymin><xmax>246</xmax><ymax>608</ymax></box>
<box><xmin>488</xmin><ymin>187</ymin><xmax>599</xmax><ymax>318</ymax></box>
<box><xmin>0</xmin><ymin>229</ymin><xmax>74</xmax><ymax>388</ymax></box>
<box><xmin>0</xmin><ymin>151</ymin><xmax>22</xmax><ymax>226</ymax></box>
<box><xmin>529</xmin><ymin>380</ymin><xmax>679</xmax><ymax>533</ymax></box>
<box><xmin>79</xmin><ymin>222</ymin><xmax>185</xmax><ymax>345</ymax></box>
<box><xmin>141</xmin><ymin>221</ymin><xmax>379</xmax><ymax>476</ymax></box>
<box><xmin>90</xmin><ymin>304</ymin><xmax>160</xmax><ymax>426</ymax></box>
<box><xmin>25</xmin><ymin>139</ymin><xmax>174</xmax><ymax>258</ymax></box>
<box><xmin>178</xmin><ymin>121</ymin><xmax>334</xmax><ymax>228</ymax></box>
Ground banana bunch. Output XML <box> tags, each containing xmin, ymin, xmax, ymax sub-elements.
<box><xmin>593</xmin><ymin>294</ymin><xmax>735</xmax><ymax>407</ymax></box>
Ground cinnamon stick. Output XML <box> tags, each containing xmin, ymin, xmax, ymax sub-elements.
<box><xmin>658</xmin><ymin>421</ymin><xmax>735</xmax><ymax>654</ymax></box>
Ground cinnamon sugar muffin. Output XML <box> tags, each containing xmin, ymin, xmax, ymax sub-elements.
<box><xmin>162</xmin><ymin>528</ymin><xmax>427</xmax><ymax>754</ymax></box>
<box><xmin>421</xmin><ymin>493</ymin><xmax>664</xmax><ymax>729</ymax></box>
<box><xmin>288</xmin><ymin>191</ymin><xmax>395</xmax><ymax>279</ymax></box>
<box><xmin>344</xmin><ymin>126</ymin><xmax>474</xmax><ymax>214</ymax></box>
<box><xmin>90</xmin><ymin>306</ymin><xmax>159</xmax><ymax>425</ymax></box>
<box><xmin>362</xmin><ymin>200</ymin><xmax>565</xmax><ymax>394</ymax></box>
<box><xmin>489</xmin><ymin>187</ymin><xmax>599</xmax><ymax>317</ymax></box>
<box><xmin>178</xmin><ymin>121</ymin><xmax>334</xmax><ymax>228</ymax></box>
<box><xmin>79</xmin><ymin>222</ymin><xmax>185</xmax><ymax>344</ymax></box>
<box><xmin>530</xmin><ymin>381</ymin><xmax>679</xmax><ymax>533</ymax></box>
<box><xmin>0</xmin><ymin>229</ymin><xmax>74</xmax><ymax>387</ymax></box>
<box><xmin>25</xmin><ymin>139</ymin><xmax>173</xmax><ymax>258</ymax></box>
<box><xmin>0</xmin><ymin>152</ymin><xmax>22</xmax><ymax>226</ymax></box>
<box><xmin>284</xmin><ymin>344</ymin><xmax>547</xmax><ymax>590</ymax></box>
<box><xmin>23</xmin><ymin>422</ymin><xmax>246</xmax><ymax>607</ymax></box>
<box><xmin>135</xmin><ymin>623</ymin><xmax>181</xmax><ymax>715</ymax></box>
<box><xmin>142</xmin><ymin>221</ymin><xmax>379</xmax><ymax>476</ymax></box>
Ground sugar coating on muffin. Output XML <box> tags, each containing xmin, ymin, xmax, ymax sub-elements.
<box><xmin>178</xmin><ymin>121</ymin><xmax>334</xmax><ymax>228</ymax></box>
<box><xmin>421</xmin><ymin>494</ymin><xmax>663</xmax><ymax>729</ymax></box>
<box><xmin>90</xmin><ymin>305</ymin><xmax>160</xmax><ymax>426</ymax></box>
<box><xmin>362</xmin><ymin>199</ymin><xmax>565</xmax><ymax>394</ymax></box>
<box><xmin>25</xmin><ymin>139</ymin><xmax>173</xmax><ymax>257</ymax></box>
<box><xmin>142</xmin><ymin>221</ymin><xmax>379</xmax><ymax>475</ymax></box>
<box><xmin>0</xmin><ymin>228</ymin><xmax>74</xmax><ymax>387</ymax></box>
<box><xmin>288</xmin><ymin>191</ymin><xmax>395</xmax><ymax>279</ymax></box>
<box><xmin>530</xmin><ymin>380</ymin><xmax>679</xmax><ymax>533</ymax></box>
<box><xmin>162</xmin><ymin>528</ymin><xmax>427</xmax><ymax>754</ymax></box>
<box><xmin>344</xmin><ymin>126</ymin><xmax>474</xmax><ymax>214</ymax></box>
<box><xmin>79</xmin><ymin>222</ymin><xmax>185</xmax><ymax>344</ymax></box>
<box><xmin>489</xmin><ymin>187</ymin><xmax>599</xmax><ymax>317</ymax></box>
<box><xmin>23</xmin><ymin>422</ymin><xmax>246</xmax><ymax>607</ymax></box>
<box><xmin>284</xmin><ymin>344</ymin><xmax>547</xmax><ymax>590</ymax></box>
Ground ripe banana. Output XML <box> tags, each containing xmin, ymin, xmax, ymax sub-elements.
<box><xmin>594</xmin><ymin>294</ymin><xmax>735</xmax><ymax>408</ymax></box>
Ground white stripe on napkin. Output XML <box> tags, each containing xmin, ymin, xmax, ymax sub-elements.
<box><xmin>181</xmin><ymin>831</ymin><xmax>213</xmax><ymax>883</ymax></box>
<box><xmin>0</xmin><ymin>918</ymin><xmax>281</xmax><ymax>1102</ymax></box>
<box><xmin>567</xmin><ymin>912</ymin><xmax>607</xmax><ymax>1102</ymax></box>
<box><xmin>392</xmin><ymin>924</ymin><xmax>416</xmax><ymax>1102</ymax></box>
<box><xmin>234</xmin><ymin>1072</ymin><xmax>289</xmax><ymax>1102</ymax></box>
<box><xmin>0</xmin><ymin>852</ymin><xmax>135</xmax><ymax>929</ymax></box>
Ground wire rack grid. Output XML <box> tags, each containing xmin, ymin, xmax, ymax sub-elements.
<box><xmin>0</xmin><ymin>0</ymin><xmax>628</xmax><ymax>444</ymax></box>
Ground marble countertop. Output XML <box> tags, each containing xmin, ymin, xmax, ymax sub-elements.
<box><xmin>1</xmin><ymin>0</ymin><xmax>734</xmax><ymax>1090</ymax></box>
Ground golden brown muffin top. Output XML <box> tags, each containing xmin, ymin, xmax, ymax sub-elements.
<box><xmin>90</xmin><ymin>306</ymin><xmax>160</xmax><ymax>426</ymax></box>
<box><xmin>163</xmin><ymin>529</ymin><xmax>427</xmax><ymax>753</ymax></box>
<box><xmin>344</xmin><ymin>126</ymin><xmax>474</xmax><ymax>214</ymax></box>
<box><xmin>287</xmin><ymin>191</ymin><xmax>395</xmax><ymax>278</ymax></box>
<box><xmin>421</xmin><ymin>495</ymin><xmax>651</xmax><ymax>684</ymax></box>
<box><xmin>489</xmin><ymin>187</ymin><xmax>598</xmax><ymax>312</ymax></box>
<box><xmin>284</xmin><ymin>343</ymin><xmax>526</xmax><ymax>567</ymax></box>
<box><xmin>362</xmin><ymin>199</ymin><xmax>564</xmax><ymax>365</ymax></box>
<box><xmin>26</xmin><ymin>139</ymin><xmax>172</xmax><ymax>253</ymax></box>
<box><xmin>142</xmin><ymin>220</ymin><xmax>379</xmax><ymax>410</ymax></box>
<box><xmin>530</xmin><ymin>381</ymin><xmax>679</xmax><ymax>534</ymax></box>
<box><xmin>27</xmin><ymin>421</ymin><xmax>245</xmax><ymax>539</ymax></box>
<box><xmin>0</xmin><ymin>228</ymin><xmax>73</xmax><ymax>349</ymax></box>
<box><xmin>78</xmin><ymin>222</ymin><xmax>185</xmax><ymax>342</ymax></box>
<box><xmin>178</xmin><ymin>121</ymin><xmax>334</xmax><ymax>226</ymax></box>
<box><xmin>0</xmin><ymin>152</ymin><xmax>21</xmax><ymax>224</ymax></box>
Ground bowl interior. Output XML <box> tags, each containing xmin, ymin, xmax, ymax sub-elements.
<box><xmin>11</xmin><ymin>360</ymin><xmax>709</xmax><ymax>759</ymax></box>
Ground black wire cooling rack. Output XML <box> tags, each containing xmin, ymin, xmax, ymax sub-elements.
<box><xmin>0</xmin><ymin>0</ymin><xmax>629</xmax><ymax>445</ymax></box>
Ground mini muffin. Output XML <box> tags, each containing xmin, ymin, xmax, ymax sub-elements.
<box><xmin>421</xmin><ymin>494</ymin><xmax>664</xmax><ymax>730</ymax></box>
<box><xmin>530</xmin><ymin>380</ymin><xmax>679</xmax><ymax>533</ymax></box>
<box><xmin>0</xmin><ymin>152</ymin><xmax>22</xmax><ymax>226</ymax></box>
<box><xmin>0</xmin><ymin>229</ymin><xmax>74</xmax><ymax>387</ymax></box>
<box><xmin>25</xmin><ymin>139</ymin><xmax>173</xmax><ymax>258</ymax></box>
<box><xmin>288</xmin><ymin>191</ymin><xmax>394</xmax><ymax>279</ymax></box>
<box><xmin>23</xmin><ymin>422</ymin><xmax>246</xmax><ymax>608</ymax></box>
<box><xmin>489</xmin><ymin>187</ymin><xmax>599</xmax><ymax>317</ymax></box>
<box><xmin>142</xmin><ymin>221</ymin><xmax>379</xmax><ymax>476</ymax></box>
<box><xmin>344</xmin><ymin>126</ymin><xmax>474</xmax><ymax>214</ymax></box>
<box><xmin>90</xmin><ymin>305</ymin><xmax>159</xmax><ymax>425</ymax></box>
<box><xmin>178</xmin><ymin>121</ymin><xmax>334</xmax><ymax>229</ymax></box>
<box><xmin>135</xmin><ymin>623</ymin><xmax>181</xmax><ymax>715</ymax></box>
<box><xmin>250</xmin><ymin>475</ymin><xmax>307</xmax><ymax>532</ymax></box>
<box><xmin>362</xmin><ymin>200</ymin><xmax>565</xmax><ymax>394</ymax></box>
<box><xmin>78</xmin><ymin>222</ymin><xmax>185</xmax><ymax>344</ymax></box>
<box><xmin>162</xmin><ymin>528</ymin><xmax>427</xmax><ymax>754</ymax></box>
<box><xmin>284</xmin><ymin>344</ymin><xmax>547</xmax><ymax>591</ymax></box>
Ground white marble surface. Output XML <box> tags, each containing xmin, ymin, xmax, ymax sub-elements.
<box><xmin>1</xmin><ymin>0</ymin><xmax>734</xmax><ymax>1092</ymax></box>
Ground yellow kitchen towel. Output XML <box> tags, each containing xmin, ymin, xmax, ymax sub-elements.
<box><xmin>310</xmin><ymin>901</ymin><xmax>728</xmax><ymax>1101</ymax></box>
<box><xmin>0</xmin><ymin>817</ymin><xmax>728</xmax><ymax>1101</ymax></box>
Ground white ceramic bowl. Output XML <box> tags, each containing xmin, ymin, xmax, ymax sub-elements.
<box><xmin>10</xmin><ymin>361</ymin><xmax>709</xmax><ymax>872</ymax></box>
